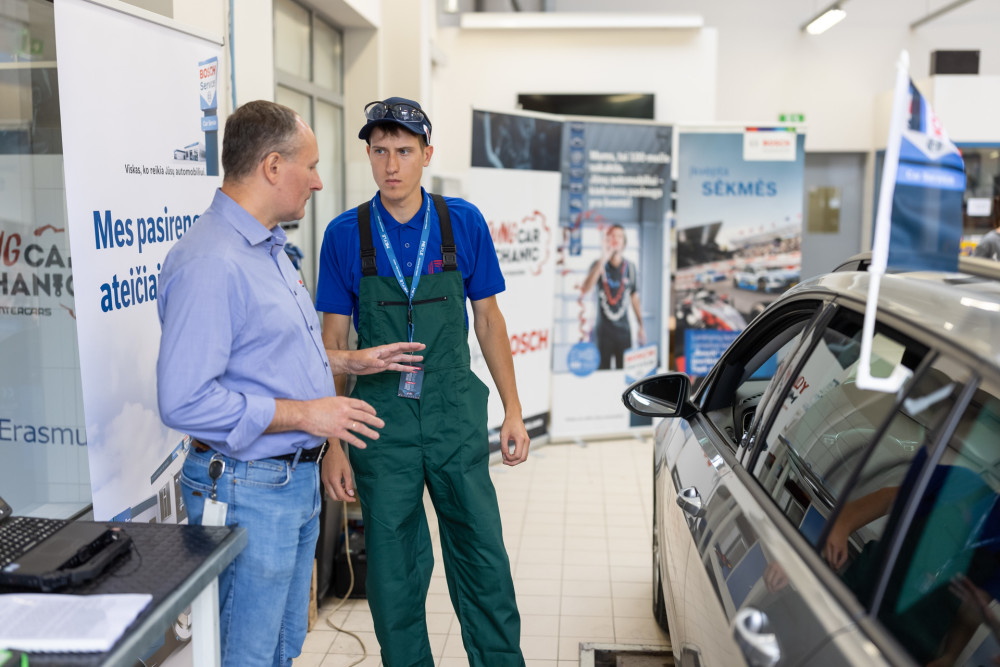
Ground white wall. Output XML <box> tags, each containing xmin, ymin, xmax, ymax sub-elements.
<box><xmin>434</xmin><ymin>0</ymin><xmax>1000</xmax><ymax>152</ymax></box>
<box><xmin>429</xmin><ymin>26</ymin><xmax>717</xmax><ymax>180</ymax></box>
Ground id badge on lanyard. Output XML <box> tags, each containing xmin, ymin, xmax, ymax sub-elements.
<box><xmin>372</xmin><ymin>194</ymin><xmax>431</xmax><ymax>399</ymax></box>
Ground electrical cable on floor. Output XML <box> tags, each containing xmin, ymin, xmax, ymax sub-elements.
<box><xmin>324</xmin><ymin>500</ymin><xmax>367</xmax><ymax>666</ymax></box>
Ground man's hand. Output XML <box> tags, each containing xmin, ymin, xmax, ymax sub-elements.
<box><xmin>763</xmin><ymin>561</ymin><xmax>788</xmax><ymax>593</ymax></box>
<box><xmin>330</xmin><ymin>341</ymin><xmax>425</xmax><ymax>376</ymax></box>
<box><xmin>499</xmin><ymin>413</ymin><xmax>530</xmax><ymax>466</ymax></box>
<box><xmin>273</xmin><ymin>395</ymin><xmax>383</xmax><ymax>449</ymax></box>
<box><xmin>321</xmin><ymin>443</ymin><xmax>357</xmax><ymax>502</ymax></box>
<box><xmin>822</xmin><ymin>521</ymin><xmax>851</xmax><ymax>570</ymax></box>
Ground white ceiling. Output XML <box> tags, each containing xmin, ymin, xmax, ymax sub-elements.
<box><xmin>464</xmin><ymin>0</ymin><xmax>1000</xmax><ymax>32</ymax></box>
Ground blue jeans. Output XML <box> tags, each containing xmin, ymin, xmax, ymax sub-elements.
<box><xmin>181</xmin><ymin>446</ymin><xmax>321</xmax><ymax>667</ymax></box>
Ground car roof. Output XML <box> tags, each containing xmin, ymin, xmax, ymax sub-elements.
<box><xmin>789</xmin><ymin>257</ymin><xmax>1000</xmax><ymax>370</ymax></box>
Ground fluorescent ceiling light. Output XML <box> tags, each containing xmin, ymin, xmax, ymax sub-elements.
<box><xmin>803</xmin><ymin>6</ymin><xmax>847</xmax><ymax>35</ymax></box>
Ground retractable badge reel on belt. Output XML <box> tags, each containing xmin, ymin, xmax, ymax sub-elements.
<box><xmin>202</xmin><ymin>454</ymin><xmax>228</xmax><ymax>526</ymax></box>
<box><xmin>371</xmin><ymin>192</ymin><xmax>431</xmax><ymax>399</ymax></box>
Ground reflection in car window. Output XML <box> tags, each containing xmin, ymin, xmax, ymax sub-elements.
<box><xmin>701</xmin><ymin>306</ymin><xmax>818</xmax><ymax>449</ymax></box>
<box><xmin>821</xmin><ymin>356</ymin><xmax>966</xmax><ymax>602</ymax></box>
<box><xmin>751</xmin><ymin>312</ymin><xmax>927</xmax><ymax>549</ymax></box>
<box><xmin>876</xmin><ymin>384</ymin><xmax>1000</xmax><ymax>667</ymax></box>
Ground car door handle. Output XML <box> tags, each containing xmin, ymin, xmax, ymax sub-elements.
<box><xmin>676</xmin><ymin>486</ymin><xmax>705</xmax><ymax>518</ymax></box>
<box><xmin>733</xmin><ymin>607</ymin><xmax>781</xmax><ymax>667</ymax></box>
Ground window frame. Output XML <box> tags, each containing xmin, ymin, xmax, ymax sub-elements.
<box><xmin>693</xmin><ymin>296</ymin><xmax>831</xmax><ymax>455</ymax></box>
<box><xmin>272</xmin><ymin>0</ymin><xmax>345</xmax><ymax>294</ymax></box>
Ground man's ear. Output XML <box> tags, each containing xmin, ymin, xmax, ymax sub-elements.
<box><xmin>262</xmin><ymin>151</ymin><xmax>282</xmax><ymax>185</ymax></box>
<box><xmin>423</xmin><ymin>144</ymin><xmax>434</xmax><ymax>167</ymax></box>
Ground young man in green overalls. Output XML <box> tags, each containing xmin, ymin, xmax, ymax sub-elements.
<box><xmin>315</xmin><ymin>97</ymin><xmax>530</xmax><ymax>666</ymax></box>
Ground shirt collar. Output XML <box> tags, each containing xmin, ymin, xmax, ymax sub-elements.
<box><xmin>212</xmin><ymin>189</ymin><xmax>287</xmax><ymax>249</ymax></box>
<box><xmin>374</xmin><ymin>187</ymin><xmax>428</xmax><ymax>229</ymax></box>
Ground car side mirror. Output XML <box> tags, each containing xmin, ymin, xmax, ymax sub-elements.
<box><xmin>622</xmin><ymin>372</ymin><xmax>691</xmax><ymax>418</ymax></box>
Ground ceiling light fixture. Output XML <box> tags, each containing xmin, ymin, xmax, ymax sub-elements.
<box><xmin>802</xmin><ymin>2</ymin><xmax>847</xmax><ymax>35</ymax></box>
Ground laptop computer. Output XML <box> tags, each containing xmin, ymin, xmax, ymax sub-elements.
<box><xmin>0</xmin><ymin>495</ymin><xmax>132</xmax><ymax>592</ymax></box>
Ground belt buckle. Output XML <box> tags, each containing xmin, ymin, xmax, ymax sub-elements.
<box><xmin>316</xmin><ymin>440</ymin><xmax>328</xmax><ymax>461</ymax></box>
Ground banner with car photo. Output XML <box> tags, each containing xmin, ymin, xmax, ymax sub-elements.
<box><xmin>468</xmin><ymin>109</ymin><xmax>562</xmax><ymax>447</ymax></box>
<box><xmin>674</xmin><ymin>129</ymin><xmax>805</xmax><ymax>377</ymax></box>
<box><xmin>549</xmin><ymin>119</ymin><xmax>672</xmax><ymax>438</ymax></box>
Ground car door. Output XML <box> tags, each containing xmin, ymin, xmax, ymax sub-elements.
<box><xmin>659</xmin><ymin>298</ymin><xmax>826</xmax><ymax>664</ymax></box>
<box><xmin>808</xmin><ymin>360</ymin><xmax>999</xmax><ymax>667</ymax></box>
<box><xmin>728</xmin><ymin>305</ymin><xmax>964</xmax><ymax>666</ymax></box>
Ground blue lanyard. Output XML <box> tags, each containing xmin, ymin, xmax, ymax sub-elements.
<box><xmin>371</xmin><ymin>193</ymin><xmax>432</xmax><ymax>342</ymax></box>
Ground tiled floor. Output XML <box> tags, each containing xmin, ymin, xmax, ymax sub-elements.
<box><xmin>293</xmin><ymin>437</ymin><xmax>669</xmax><ymax>666</ymax></box>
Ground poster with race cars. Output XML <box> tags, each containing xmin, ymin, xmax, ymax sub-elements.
<box><xmin>674</xmin><ymin>129</ymin><xmax>805</xmax><ymax>377</ymax></box>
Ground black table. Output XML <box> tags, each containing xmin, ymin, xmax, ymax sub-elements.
<box><xmin>3</xmin><ymin>521</ymin><xmax>246</xmax><ymax>667</ymax></box>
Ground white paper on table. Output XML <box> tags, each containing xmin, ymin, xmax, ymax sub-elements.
<box><xmin>0</xmin><ymin>593</ymin><xmax>152</xmax><ymax>652</ymax></box>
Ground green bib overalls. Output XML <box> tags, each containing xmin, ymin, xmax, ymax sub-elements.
<box><xmin>348</xmin><ymin>195</ymin><xmax>524</xmax><ymax>667</ymax></box>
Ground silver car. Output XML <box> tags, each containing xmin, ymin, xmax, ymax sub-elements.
<box><xmin>624</xmin><ymin>255</ymin><xmax>1000</xmax><ymax>666</ymax></box>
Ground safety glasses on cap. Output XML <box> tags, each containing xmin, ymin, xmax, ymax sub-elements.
<box><xmin>364</xmin><ymin>100</ymin><xmax>426</xmax><ymax>124</ymax></box>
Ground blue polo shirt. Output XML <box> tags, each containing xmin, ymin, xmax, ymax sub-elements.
<box><xmin>315</xmin><ymin>189</ymin><xmax>505</xmax><ymax>330</ymax></box>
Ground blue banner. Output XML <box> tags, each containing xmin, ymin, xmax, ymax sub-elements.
<box><xmin>887</xmin><ymin>81</ymin><xmax>965</xmax><ymax>272</ymax></box>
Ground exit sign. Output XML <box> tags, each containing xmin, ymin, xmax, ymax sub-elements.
<box><xmin>779</xmin><ymin>113</ymin><xmax>805</xmax><ymax>123</ymax></box>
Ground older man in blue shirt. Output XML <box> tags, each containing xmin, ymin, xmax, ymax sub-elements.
<box><xmin>156</xmin><ymin>100</ymin><xmax>423</xmax><ymax>667</ymax></box>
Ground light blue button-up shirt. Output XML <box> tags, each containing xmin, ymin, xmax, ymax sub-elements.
<box><xmin>156</xmin><ymin>189</ymin><xmax>334</xmax><ymax>461</ymax></box>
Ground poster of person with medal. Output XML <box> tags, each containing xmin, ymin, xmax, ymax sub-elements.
<box><xmin>549</xmin><ymin>119</ymin><xmax>671</xmax><ymax>438</ymax></box>
<box><xmin>580</xmin><ymin>224</ymin><xmax>643</xmax><ymax>371</ymax></box>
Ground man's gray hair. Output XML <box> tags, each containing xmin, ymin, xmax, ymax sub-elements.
<box><xmin>222</xmin><ymin>100</ymin><xmax>302</xmax><ymax>181</ymax></box>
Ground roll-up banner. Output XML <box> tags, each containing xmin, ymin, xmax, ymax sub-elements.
<box><xmin>550</xmin><ymin>119</ymin><xmax>672</xmax><ymax>439</ymax></box>
<box><xmin>55</xmin><ymin>0</ymin><xmax>222</xmax><ymax>521</ymax></box>
<box><xmin>0</xmin><ymin>13</ymin><xmax>88</xmax><ymax>513</ymax></box>
<box><xmin>468</xmin><ymin>109</ymin><xmax>561</xmax><ymax>447</ymax></box>
<box><xmin>673</xmin><ymin>129</ymin><xmax>805</xmax><ymax>377</ymax></box>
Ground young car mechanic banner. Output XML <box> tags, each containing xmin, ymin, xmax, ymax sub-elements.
<box><xmin>0</xmin><ymin>157</ymin><xmax>89</xmax><ymax>511</ymax></box>
<box><xmin>55</xmin><ymin>0</ymin><xmax>221</xmax><ymax>522</ymax></box>
<box><xmin>550</xmin><ymin>119</ymin><xmax>671</xmax><ymax>439</ymax></box>
<box><xmin>468</xmin><ymin>109</ymin><xmax>560</xmax><ymax>447</ymax></box>
<box><xmin>674</xmin><ymin>129</ymin><xmax>805</xmax><ymax>377</ymax></box>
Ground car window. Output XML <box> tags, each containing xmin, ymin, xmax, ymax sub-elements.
<box><xmin>872</xmin><ymin>380</ymin><xmax>1000</xmax><ymax>667</ymax></box>
<box><xmin>751</xmin><ymin>311</ymin><xmax>929</xmax><ymax>547</ymax></box>
<box><xmin>819</xmin><ymin>355</ymin><xmax>967</xmax><ymax>603</ymax></box>
<box><xmin>700</xmin><ymin>301</ymin><xmax>824</xmax><ymax>450</ymax></box>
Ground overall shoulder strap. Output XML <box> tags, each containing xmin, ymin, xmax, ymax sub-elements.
<box><xmin>357</xmin><ymin>202</ymin><xmax>377</xmax><ymax>277</ymax></box>
<box><xmin>431</xmin><ymin>193</ymin><xmax>457</xmax><ymax>272</ymax></box>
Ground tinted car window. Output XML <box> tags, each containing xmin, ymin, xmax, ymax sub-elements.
<box><xmin>820</xmin><ymin>355</ymin><xmax>968</xmax><ymax>603</ymax></box>
<box><xmin>874</xmin><ymin>381</ymin><xmax>1000</xmax><ymax>666</ymax></box>
<box><xmin>751</xmin><ymin>311</ymin><xmax>928</xmax><ymax>547</ymax></box>
<box><xmin>700</xmin><ymin>301</ymin><xmax>823</xmax><ymax>450</ymax></box>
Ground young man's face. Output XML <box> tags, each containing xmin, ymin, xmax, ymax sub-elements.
<box><xmin>367</xmin><ymin>126</ymin><xmax>433</xmax><ymax>213</ymax></box>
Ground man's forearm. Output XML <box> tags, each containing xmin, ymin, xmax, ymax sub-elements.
<box><xmin>474</xmin><ymin>307</ymin><xmax>521</xmax><ymax>415</ymax></box>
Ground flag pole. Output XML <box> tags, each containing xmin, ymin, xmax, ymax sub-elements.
<box><xmin>855</xmin><ymin>50</ymin><xmax>913</xmax><ymax>393</ymax></box>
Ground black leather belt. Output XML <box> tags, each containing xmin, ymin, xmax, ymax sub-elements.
<box><xmin>190</xmin><ymin>439</ymin><xmax>328</xmax><ymax>463</ymax></box>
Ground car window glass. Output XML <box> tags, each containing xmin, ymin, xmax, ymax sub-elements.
<box><xmin>874</xmin><ymin>381</ymin><xmax>1000</xmax><ymax>667</ymax></box>
<box><xmin>701</xmin><ymin>304</ymin><xmax>821</xmax><ymax>449</ymax></box>
<box><xmin>819</xmin><ymin>356</ymin><xmax>966</xmax><ymax>605</ymax></box>
<box><xmin>704</xmin><ymin>336</ymin><xmax>804</xmax><ymax>447</ymax></box>
<box><xmin>751</xmin><ymin>312</ymin><xmax>927</xmax><ymax>547</ymax></box>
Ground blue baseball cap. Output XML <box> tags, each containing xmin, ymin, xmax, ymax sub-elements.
<box><xmin>358</xmin><ymin>97</ymin><xmax>433</xmax><ymax>145</ymax></box>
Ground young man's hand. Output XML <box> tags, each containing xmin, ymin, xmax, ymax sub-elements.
<box><xmin>321</xmin><ymin>444</ymin><xmax>357</xmax><ymax>502</ymax></box>
<box><xmin>499</xmin><ymin>414</ymin><xmax>530</xmax><ymax>466</ymax></box>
